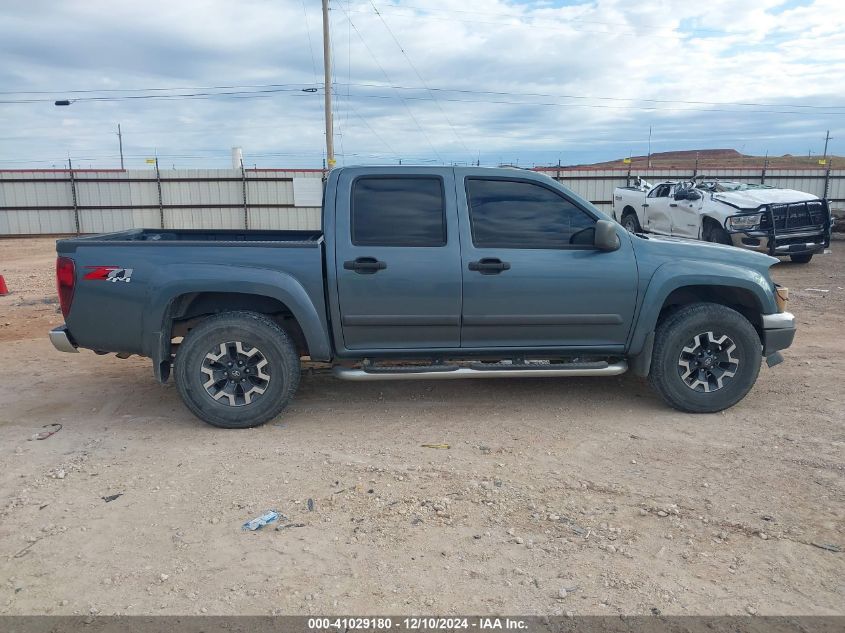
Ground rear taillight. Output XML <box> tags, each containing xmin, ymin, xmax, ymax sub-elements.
<box><xmin>56</xmin><ymin>257</ymin><xmax>75</xmax><ymax>318</ymax></box>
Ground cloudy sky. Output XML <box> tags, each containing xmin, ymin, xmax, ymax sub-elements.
<box><xmin>1</xmin><ymin>0</ymin><xmax>844</xmax><ymax>169</ymax></box>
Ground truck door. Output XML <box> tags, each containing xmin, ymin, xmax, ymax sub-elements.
<box><xmin>458</xmin><ymin>173</ymin><xmax>638</xmax><ymax>349</ymax></box>
<box><xmin>669</xmin><ymin>187</ymin><xmax>705</xmax><ymax>238</ymax></box>
<box><xmin>333</xmin><ymin>167</ymin><xmax>462</xmax><ymax>350</ymax></box>
<box><xmin>644</xmin><ymin>184</ymin><xmax>673</xmax><ymax>235</ymax></box>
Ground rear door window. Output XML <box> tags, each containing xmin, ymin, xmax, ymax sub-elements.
<box><xmin>351</xmin><ymin>177</ymin><xmax>446</xmax><ymax>247</ymax></box>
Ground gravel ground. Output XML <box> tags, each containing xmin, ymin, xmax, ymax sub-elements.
<box><xmin>0</xmin><ymin>237</ymin><xmax>842</xmax><ymax>616</ymax></box>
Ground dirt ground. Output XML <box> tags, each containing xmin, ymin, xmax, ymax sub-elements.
<box><xmin>0</xmin><ymin>237</ymin><xmax>842</xmax><ymax>617</ymax></box>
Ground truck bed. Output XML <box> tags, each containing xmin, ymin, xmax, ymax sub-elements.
<box><xmin>58</xmin><ymin>228</ymin><xmax>323</xmax><ymax>251</ymax></box>
<box><xmin>55</xmin><ymin>227</ymin><xmax>328</xmax><ymax>361</ymax></box>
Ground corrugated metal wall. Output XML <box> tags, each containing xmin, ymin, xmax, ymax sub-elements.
<box><xmin>0</xmin><ymin>168</ymin><xmax>324</xmax><ymax>235</ymax></box>
<box><xmin>1</xmin><ymin>167</ymin><xmax>841</xmax><ymax>236</ymax></box>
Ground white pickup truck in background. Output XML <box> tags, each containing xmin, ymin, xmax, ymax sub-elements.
<box><xmin>612</xmin><ymin>178</ymin><xmax>833</xmax><ymax>263</ymax></box>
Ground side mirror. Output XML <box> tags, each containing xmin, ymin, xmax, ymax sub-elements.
<box><xmin>595</xmin><ymin>219</ymin><xmax>621</xmax><ymax>251</ymax></box>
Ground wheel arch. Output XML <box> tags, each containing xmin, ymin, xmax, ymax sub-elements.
<box><xmin>169</xmin><ymin>291</ymin><xmax>309</xmax><ymax>353</ymax></box>
<box><xmin>627</xmin><ymin>261</ymin><xmax>776</xmax><ymax>375</ymax></box>
<box><xmin>144</xmin><ymin>265</ymin><xmax>332</xmax><ymax>382</ymax></box>
<box><xmin>656</xmin><ymin>285</ymin><xmax>764</xmax><ymax>338</ymax></box>
<box><xmin>700</xmin><ymin>214</ymin><xmax>725</xmax><ymax>238</ymax></box>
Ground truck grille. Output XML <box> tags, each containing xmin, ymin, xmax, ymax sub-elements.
<box><xmin>760</xmin><ymin>200</ymin><xmax>829</xmax><ymax>232</ymax></box>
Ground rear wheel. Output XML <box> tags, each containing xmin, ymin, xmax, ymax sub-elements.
<box><xmin>789</xmin><ymin>253</ymin><xmax>813</xmax><ymax>264</ymax></box>
<box><xmin>621</xmin><ymin>210</ymin><xmax>641</xmax><ymax>233</ymax></box>
<box><xmin>648</xmin><ymin>303</ymin><xmax>761</xmax><ymax>413</ymax></box>
<box><xmin>174</xmin><ymin>311</ymin><xmax>300</xmax><ymax>428</ymax></box>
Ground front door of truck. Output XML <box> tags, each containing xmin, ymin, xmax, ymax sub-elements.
<box><xmin>458</xmin><ymin>173</ymin><xmax>638</xmax><ymax>350</ymax></box>
<box><xmin>334</xmin><ymin>167</ymin><xmax>462</xmax><ymax>350</ymax></box>
<box><xmin>669</xmin><ymin>187</ymin><xmax>705</xmax><ymax>238</ymax></box>
<box><xmin>644</xmin><ymin>184</ymin><xmax>673</xmax><ymax>235</ymax></box>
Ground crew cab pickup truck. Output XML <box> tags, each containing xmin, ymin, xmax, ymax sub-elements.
<box><xmin>51</xmin><ymin>166</ymin><xmax>795</xmax><ymax>428</ymax></box>
<box><xmin>613</xmin><ymin>178</ymin><xmax>832</xmax><ymax>263</ymax></box>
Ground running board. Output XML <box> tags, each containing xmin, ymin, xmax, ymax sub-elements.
<box><xmin>332</xmin><ymin>360</ymin><xmax>628</xmax><ymax>381</ymax></box>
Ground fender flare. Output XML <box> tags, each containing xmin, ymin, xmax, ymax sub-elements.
<box><xmin>627</xmin><ymin>259</ymin><xmax>776</xmax><ymax>358</ymax></box>
<box><xmin>143</xmin><ymin>264</ymin><xmax>332</xmax><ymax>380</ymax></box>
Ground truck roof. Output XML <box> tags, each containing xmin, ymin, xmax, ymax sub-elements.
<box><xmin>334</xmin><ymin>165</ymin><xmax>555</xmax><ymax>178</ymax></box>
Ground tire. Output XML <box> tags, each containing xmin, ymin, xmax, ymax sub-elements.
<box><xmin>704</xmin><ymin>223</ymin><xmax>732</xmax><ymax>246</ymax></box>
<box><xmin>621</xmin><ymin>211</ymin><xmax>641</xmax><ymax>234</ymax></box>
<box><xmin>648</xmin><ymin>303</ymin><xmax>761</xmax><ymax>413</ymax></box>
<box><xmin>174</xmin><ymin>311</ymin><xmax>300</xmax><ymax>429</ymax></box>
<box><xmin>789</xmin><ymin>253</ymin><xmax>813</xmax><ymax>264</ymax></box>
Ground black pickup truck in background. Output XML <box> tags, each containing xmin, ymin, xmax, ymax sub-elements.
<box><xmin>51</xmin><ymin>166</ymin><xmax>795</xmax><ymax>428</ymax></box>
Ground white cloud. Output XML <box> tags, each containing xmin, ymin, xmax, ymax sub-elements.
<box><xmin>0</xmin><ymin>0</ymin><xmax>843</xmax><ymax>167</ymax></box>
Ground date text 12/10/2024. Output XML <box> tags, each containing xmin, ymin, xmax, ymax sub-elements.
<box><xmin>308</xmin><ymin>618</ymin><xmax>529</xmax><ymax>630</ymax></box>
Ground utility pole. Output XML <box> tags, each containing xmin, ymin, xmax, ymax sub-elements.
<box><xmin>823</xmin><ymin>129</ymin><xmax>832</xmax><ymax>160</ymax></box>
<box><xmin>647</xmin><ymin>126</ymin><xmax>652</xmax><ymax>169</ymax></box>
<box><xmin>321</xmin><ymin>0</ymin><xmax>335</xmax><ymax>168</ymax></box>
<box><xmin>762</xmin><ymin>150</ymin><xmax>769</xmax><ymax>184</ymax></box>
<box><xmin>117</xmin><ymin>124</ymin><xmax>124</xmax><ymax>170</ymax></box>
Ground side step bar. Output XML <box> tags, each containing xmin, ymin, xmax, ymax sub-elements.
<box><xmin>333</xmin><ymin>360</ymin><xmax>628</xmax><ymax>381</ymax></box>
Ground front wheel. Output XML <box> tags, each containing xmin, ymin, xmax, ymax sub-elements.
<box><xmin>621</xmin><ymin>211</ymin><xmax>641</xmax><ymax>234</ymax></box>
<box><xmin>704</xmin><ymin>224</ymin><xmax>732</xmax><ymax>246</ymax></box>
<box><xmin>174</xmin><ymin>311</ymin><xmax>300</xmax><ymax>428</ymax></box>
<box><xmin>789</xmin><ymin>253</ymin><xmax>813</xmax><ymax>264</ymax></box>
<box><xmin>648</xmin><ymin>303</ymin><xmax>761</xmax><ymax>413</ymax></box>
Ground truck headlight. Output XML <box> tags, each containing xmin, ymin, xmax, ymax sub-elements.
<box><xmin>726</xmin><ymin>213</ymin><xmax>762</xmax><ymax>231</ymax></box>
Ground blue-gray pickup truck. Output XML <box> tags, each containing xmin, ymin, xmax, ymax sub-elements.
<box><xmin>50</xmin><ymin>166</ymin><xmax>795</xmax><ymax>428</ymax></box>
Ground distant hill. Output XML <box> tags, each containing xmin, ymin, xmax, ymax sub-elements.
<box><xmin>555</xmin><ymin>149</ymin><xmax>842</xmax><ymax>170</ymax></box>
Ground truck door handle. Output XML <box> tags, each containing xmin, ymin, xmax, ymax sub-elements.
<box><xmin>669</xmin><ymin>203</ymin><xmax>678</xmax><ymax>207</ymax></box>
<box><xmin>468</xmin><ymin>258</ymin><xmax>511</xmax><ymax>274</ymax></box>
<box><xmin>344</xmin><ymin>257</ymin><xmax>386</xmax><ymax>274</ymax></box>
<box><xmin>642</xmin><ymin>203</ymin><xmax>649</xmax><ymax>208</ymax></box>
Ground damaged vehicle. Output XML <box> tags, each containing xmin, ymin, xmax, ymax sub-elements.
<box><xmin>613</xmin><ymin>178</ymin><xmax>833</xmax><ymax>263</ymax></box>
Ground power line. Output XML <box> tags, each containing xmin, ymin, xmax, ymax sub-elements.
<box><xmin>330</xmin><ymin>2</ymin><xmax>345</xmax><ymax>164</ymax></box>
<box><xmin>333</xmin><ymin>2</ymin><xmax>444</xmax><ymax>163</ymax></box>
<box><xmin>369</xmin><ymin>0</ymin><xmax>471</xmax><ymax>155</ymax></box>
<box><xmin>300</xmin><ymin>0</ymin><xmax>320</xmax><ymax>85</ymax></box>
<box><xmin>0</xmin><ymin>83</ymin><xmax>314</xmax><ymax>96</ymax></box>
<box><xmin>339</xmin><ymin>90</ymin><xmax>845</xmax><ymax>117</ymax></box>
<box><xmin>344</xmin><ymin>101</ymin><xmax>401</xmax><ymax>158</ymax></box>
<box><xmin>3</xmin><ymin>81</ymin><xmax>843</xmax><ymax>117</ymax></box>
<box><xmin>0</xmin><ymin>86</ymin><xmax>319</xmax><ymax>105</ymax></box>
<box><xmin>344</xmin><ymin>82</ymin><xmax>845</xmax><ymax>111</ymax></box>
<box><xmin>344</xmin><ymin>0</ymin><xmax>353</xmax><ymax>159</ymax></box>
<box><xmin>2</xmin><ymin>78</ymin><xmax>842</xmax><ymax>111</ymax></box>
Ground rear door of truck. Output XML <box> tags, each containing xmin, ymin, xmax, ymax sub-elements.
<box><xmin>333</xmin><ymin>167</ymin><xmax>462</xmax><ymax>350</ymax></box>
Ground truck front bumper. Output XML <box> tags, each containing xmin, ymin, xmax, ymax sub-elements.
<box><xmin>727</xmin><ymin>200</ymin><xmax>833</xmax><ymax>257</ymax></box>
<box><xmin>761</xmin><ymin>312</ymin><xmax>795</xmax><ymax>356</ymax></box>
<box><xmin>49</xmin><ymin>325</ymin><xmax>79</xmax><ymax>353</ymax></box>
<box><xmin>730</xmin><ymin>232</ymin><xmax>828</xmax><ymax>256</ymax></box>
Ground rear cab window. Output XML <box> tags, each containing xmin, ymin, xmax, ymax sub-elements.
<box><xmin>351</xmin><ymin>177</ymin><xmax>446</xmax><ymax>247</ymax></box>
